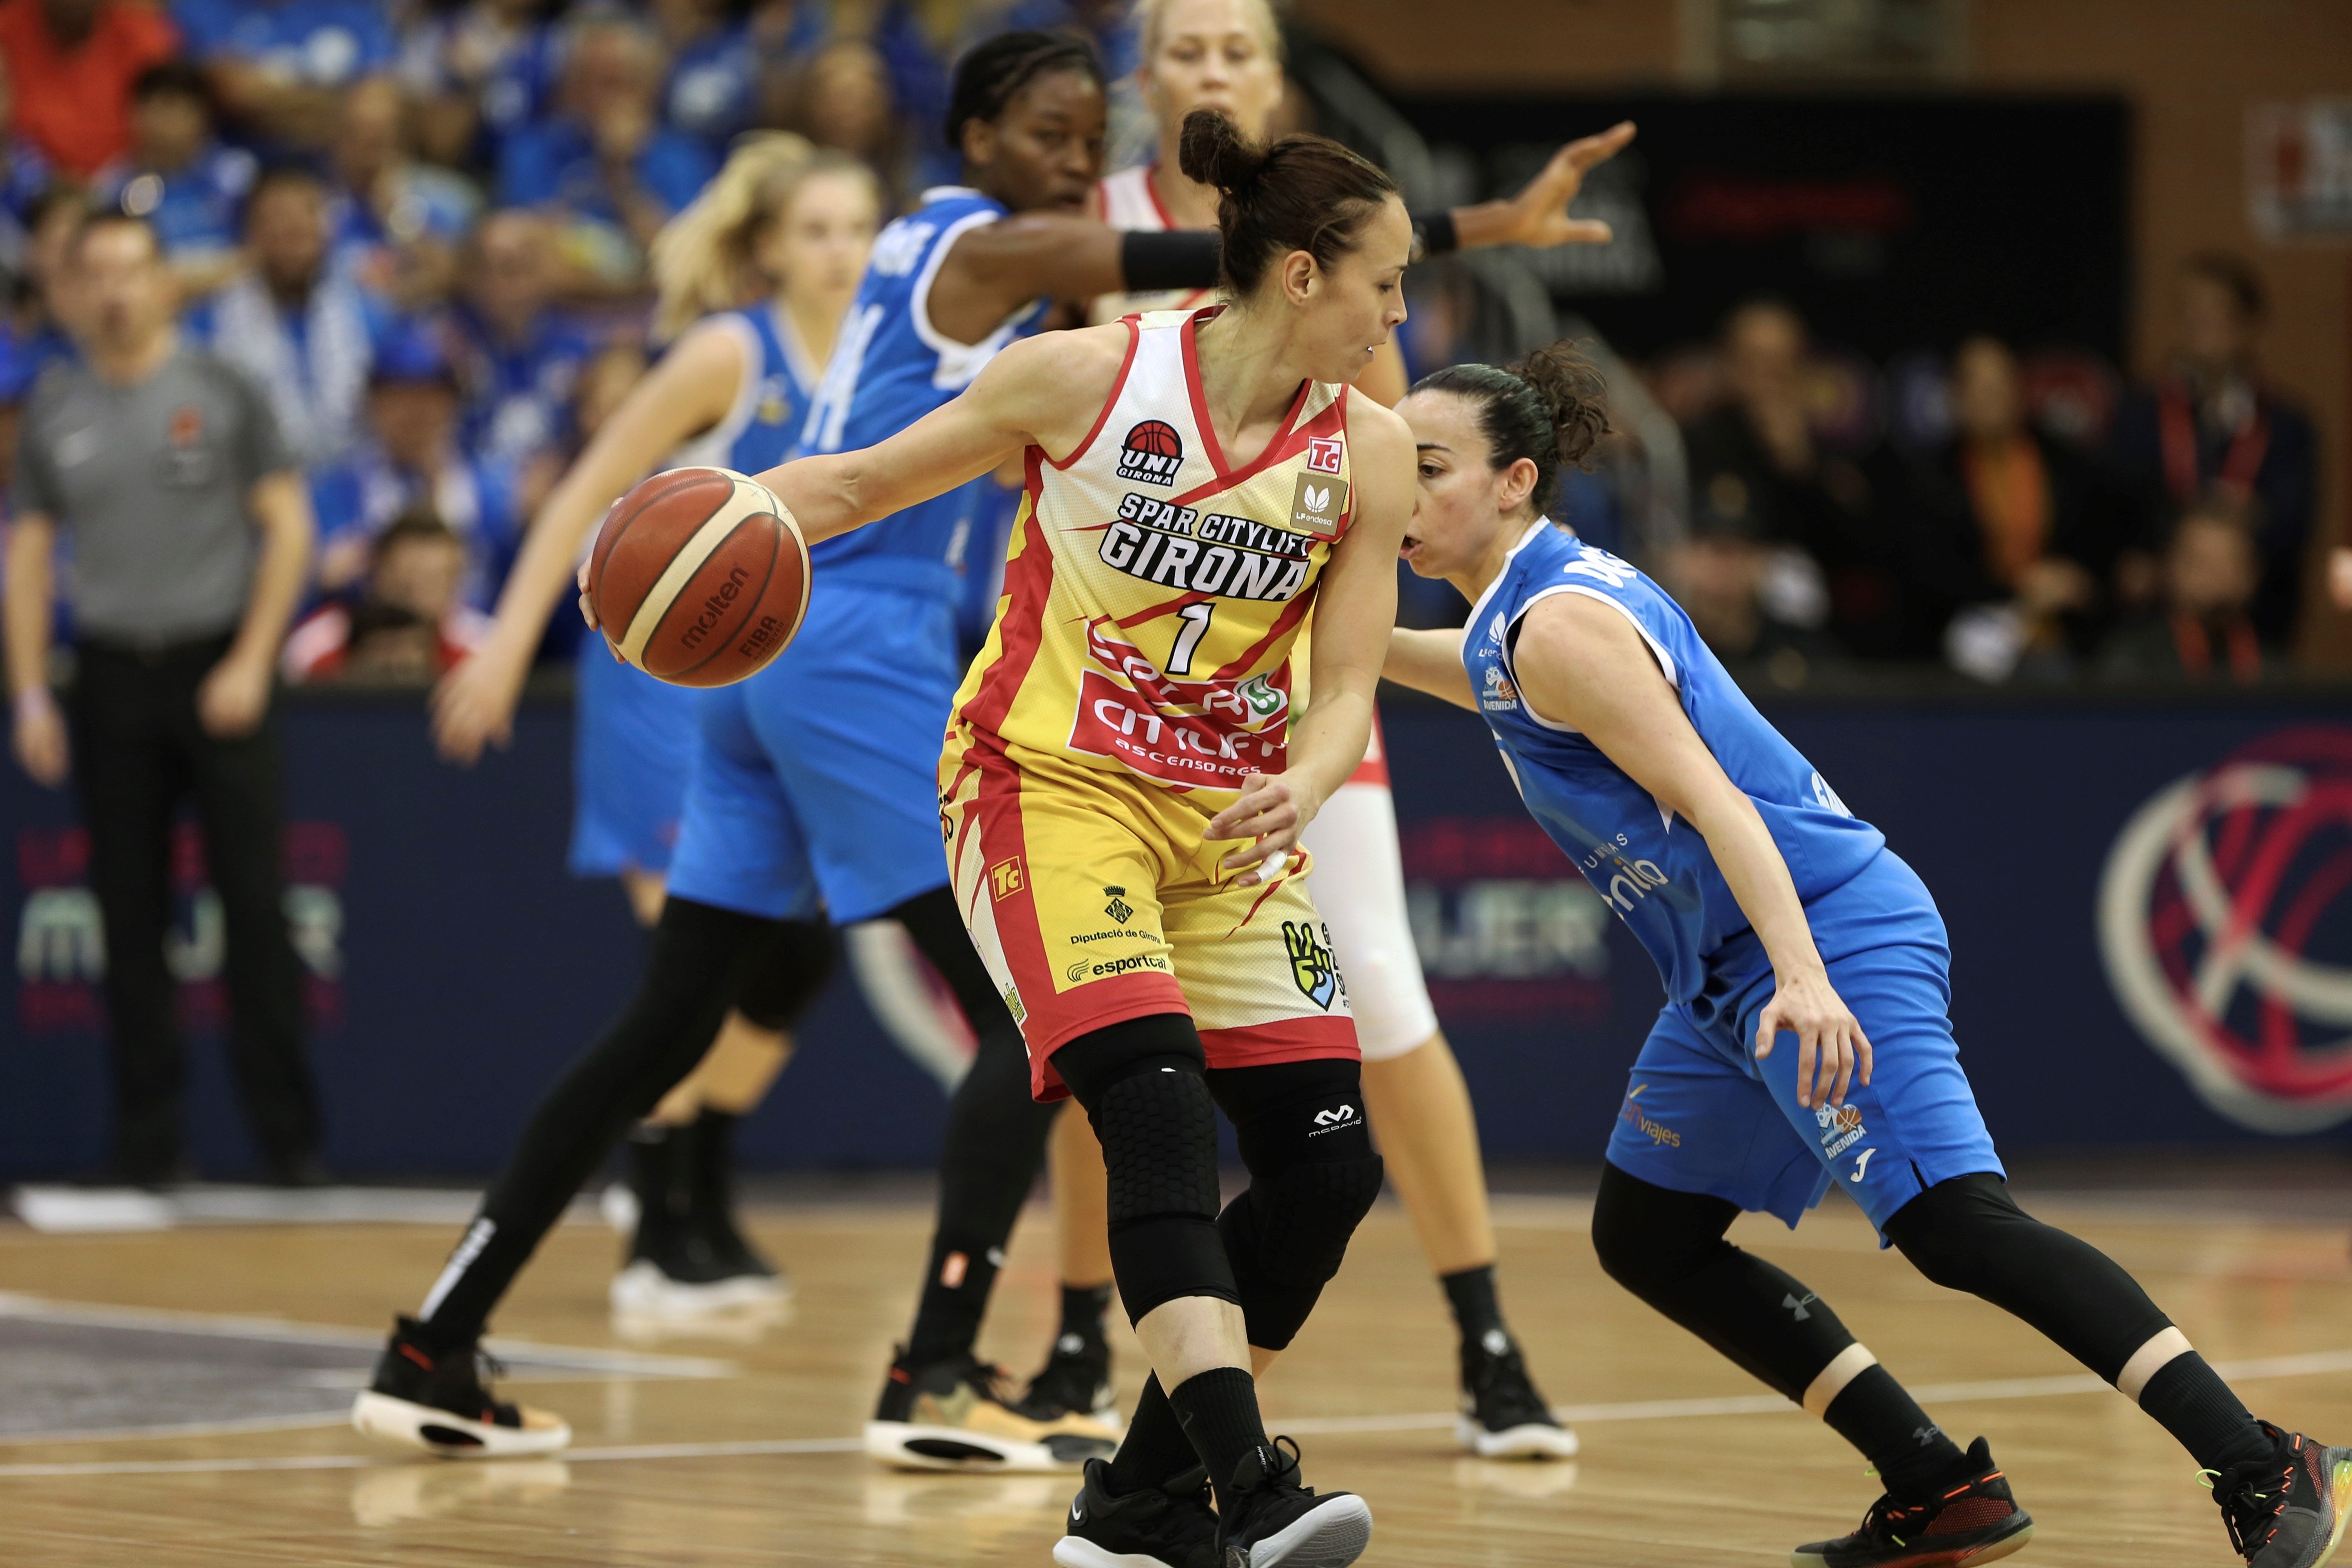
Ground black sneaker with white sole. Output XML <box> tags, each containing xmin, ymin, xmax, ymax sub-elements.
<box><xmin>349</xmin><ymin>1316</ymin><xmax>571</xmax><ymax>1459</ymax></box>
<box><xmin>866</xmin><ymin>1348</ymin><xmax>1119</xmax><ymax>1472</ymax></box>
<box><xmin>1024</xmin><ymin>1330</ymin><xmax>1117</xmax><ymax>1422</ymax></box>
<box><xmin>1458</xmin><ymin>1329</ymin><xmax>1577</xmax><ymax>1459</ymax></box>
<box><xmin>1215</xmin><ymin>1438</ymin><xmax>1372</xmax><ymax>1568</ymax></box>
<box><xmin>1052</xmin><ymin>1459</ymin><xmax>1220</xmax><ymax>1568</ymax></box>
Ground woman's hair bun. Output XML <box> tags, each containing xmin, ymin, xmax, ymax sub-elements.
<box><xmin>1178</xmin><ymin>107</ymin><xmax>1267</xmax><ymax>193</ymax></box>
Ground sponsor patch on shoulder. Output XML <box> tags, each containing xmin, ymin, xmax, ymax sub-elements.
<box><xmin>1290</xmin><ymin>471</ymin><xmax>1348</xmax><ymax>535</ymax></box>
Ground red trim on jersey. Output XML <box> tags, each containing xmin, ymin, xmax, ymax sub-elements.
<box><xmin>1212</xmin><ymin>589</ymin><xmax>1314</xmax><ymax>681</ymax></box>
<box><xmin>1180</xmin><ymin>309</ymin><xmax>1313</xmax><ymax>488</ymax></box>
<box><xmin>956</xmin><ymin>451</ymin><xmax>1057</xmax><ymax>742</ymax></box>
<box><xmin>1142</xmin><ymin>163</ymin><xmax>1178</xmax><ymax>230</ymax></box>
<box><xmin>1117</xmin><ymin>587</ymin><xmax>1212</xmax><ymax>630</ymax></box>
<box><xmin>1049</xmin><ymin>316</ymin><xmax>1142</xmax><ymax>471</ymax></box>
<box><xmin>1196</xmin><ymin>1014</ymin><xmax>1360</xmax><ymax>1073</ymax></box>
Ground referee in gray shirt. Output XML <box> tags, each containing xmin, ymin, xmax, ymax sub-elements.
<box><xmin>5</xmin><ymin>211</ymin><xmax>324</xmax><ymax>1186</ymax></box>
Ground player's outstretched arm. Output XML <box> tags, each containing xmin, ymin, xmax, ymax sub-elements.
<box><xmin>1384</xmin><ymin>627</ymin><xmax>1475</xmax><ymax>709</ymax></box>
<box><xmin>434</xmin><ymin>328</ymin><xmax>747</xmax><ymax>764</ymax></box>
<box><xmin>1206</xmin><ymin>399</ymin><xmax>1412</xmax><ymax>886</ymax></box>
<box><xmin>1511</xmin><ymin>593</ymin><xmax>1872</xmax><ymax>1111</ymax></box>
<box><xmin>753</xmin><ymin>324</ymin><xmax>1130</xmax><ymax>545</ymax></box>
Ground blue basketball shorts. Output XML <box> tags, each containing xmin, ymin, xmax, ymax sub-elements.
<box><xmin>568</xmin><ymin>637</ymin><xmax>698</xmax><ymax>879</ymax></box>
<box><xmin>665</xmin><ymin>578</ymin><xmax>962</xmax><ymax>926</ymax></box>
<box><xmin>1604</xmin><ymin>859</ymin><xmax>2004</xmax><ymax>1238</ymax></box>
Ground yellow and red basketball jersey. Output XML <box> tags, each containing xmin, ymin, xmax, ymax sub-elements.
<box><xmin>947</xmin><ymin>308</ymin><xmax>1355</xmax><ymax>810</ymax></box>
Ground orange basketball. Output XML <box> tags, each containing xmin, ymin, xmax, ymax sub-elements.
<box><xmin>586</xmin><ymin>467</ymin><xmax>810</xmax><ymax>688</ymax></box>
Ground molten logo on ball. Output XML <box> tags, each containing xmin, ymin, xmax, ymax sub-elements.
<box><xmin>2098</xmin><ymin>725</ymin><xmax>2352</xmax><ymax>1132</ymax></box>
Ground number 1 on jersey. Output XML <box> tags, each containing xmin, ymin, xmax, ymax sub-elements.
<box><xmin>1168</xmin><ymin>602</ymin><xmax>1215</xmax><ymax>676</ymax></box>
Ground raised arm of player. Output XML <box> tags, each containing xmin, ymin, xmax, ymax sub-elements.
<box><xmin>1204</xmin><ymin>397</ymin><xmax>1414</xmax><ymax>887</ymax></box>
<box><xmin>1509</xmin><ymin>592</ymin><xmax>1872</xmax><ymax>1111</ymax></box>
<box><xmin>434</xmin><ymin>328</ymin><xmax>748</xmax><ymax>764</ymax></box>
<box><xmin>752</xmin><ymin>323</ymin><xmax>1131</xmax><ymax>543</ymax></box>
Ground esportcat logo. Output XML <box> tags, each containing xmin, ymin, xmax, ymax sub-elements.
<box><xmin>1065</xmin><ymin>952</ymin><xmax>1171</xmax><ymax>984</ymax></box>
<box><xmin>1283</xmin><ymin>921</ymin><xmax>1343</xmax><ymax>1010</ymax></box>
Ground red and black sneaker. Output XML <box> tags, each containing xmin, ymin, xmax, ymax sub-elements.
<box><xmin>2204</xmin><ymin>1423</ymin><xmax>2352</xmax><ymax>1568</ymax></box>
<box><xmin>349</xmin><ymin>1315</ymin><xmax>572</xmax><ymax>1459</ymax></box>
<box><xmin>1792</xmin><ymin>1437</ymin><xmax>2034</xmax><ymax>1568</ymax></box>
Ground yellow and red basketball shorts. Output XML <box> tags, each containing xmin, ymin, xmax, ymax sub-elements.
<box><xmin>941</xmin><ymin>737</ymin><xmax>1359</xmax><ymax>1101</ymax></box>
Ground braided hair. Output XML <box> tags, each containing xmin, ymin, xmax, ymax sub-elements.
<box><xmin>944</xmin><ymin>30</ymin><xmax>1105</xmax><ymax>153</ymax></box>
<box><xmin>1412</xmin><ymin>341</ymin><xmax>1613</xmax><ymax>518</ymax></box>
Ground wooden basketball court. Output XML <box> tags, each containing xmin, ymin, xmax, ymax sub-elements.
<box><xmin>3</xmin><ymin>1174</ymin><xmax>2347</xmax><ymax>1567</ymax></box>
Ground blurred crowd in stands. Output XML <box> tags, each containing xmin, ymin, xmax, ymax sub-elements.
<box><xmin>0</xmin><ymin>0</ymin><xmax>2329</xmax><ymax>693</ymax></box>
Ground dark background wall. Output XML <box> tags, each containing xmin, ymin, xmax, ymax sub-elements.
<box><xmin>8</xmin><ymin>689</ymin><xmax>2349</xmax><ymax>1179</ymax></box>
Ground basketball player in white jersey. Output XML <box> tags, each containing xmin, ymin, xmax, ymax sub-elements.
<box><xmin>1064</xmin><ymin>0</ymin><xmax>1632</xmax><ymax>1456</ymax></box>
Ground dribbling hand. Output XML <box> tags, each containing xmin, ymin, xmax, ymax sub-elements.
<box><xmin>1754</xmin><ymin>965</ymin><xmax>1873</xmax><ymax>1111</ymax></box>
<box><xmin>1203</xmin><ymin>772</ymin><xmax>1318</xmax><ymax>888</ymax></box>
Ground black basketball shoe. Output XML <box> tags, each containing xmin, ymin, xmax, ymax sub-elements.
<box><xmin>1791</xmin><ymin>1437</ymin><xmax>2034</xmax><ymax>1568</ymax></box>
<box><xmin>2204</xmin><ymin>1423</ymin><xmax>2352</xmax><ymax>1567</ymax></box>
<box><xmin>1215</xmin><ymin>1438</ymin><xmax>1373</xmax><ymax>1568</ymax></box>
<box><xmin>1457</xmin><ymin>1328</ymin><xmax>1577</xmax><ymax>1459</ymax></box>
<box><xmin>349</xmin><ymin>1316</ymin><xmax>571</xmax><ymax>1458</ymax></box>
<box><xmin>1052</xmin><ymin>1459</ymin><xmax>1220</xmax><ymax>1568</ymax></box>
<box><xmin>866</xmin><ymin>1348</ymin><xmax>1118</xmax><ymax>1472</ymax></box>
<box><xmin>1023</xmin><ymin>1328</ymin><xmax>1117</xmax><ymax>1422</ymax></box>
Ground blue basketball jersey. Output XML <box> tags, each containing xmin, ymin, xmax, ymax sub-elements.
<box><xmin>1464</xmin><ymin>521</ymin><xmax>1896</xmax><ymax>1005</ymax></box>
<box><xmin>799</xmin><ymin>186</ymin><xmax>1049</xmax><ymax>599</ymax></box>
<box><xmin>672</xmin><ymin>302</ymin><xmax>819</xmax><ymax>478</ymax></box>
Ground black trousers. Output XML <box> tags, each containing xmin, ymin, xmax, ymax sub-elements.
<box><xmin>69</xmin><ymin>637</ymin><xmax>317</xmax><ymax>1179</ymax></box>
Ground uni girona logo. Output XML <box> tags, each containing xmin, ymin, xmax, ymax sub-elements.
<box><xmin>14</xmin><ymin>822</ymin><xmax>348</xmax><ymax>1036</ymax></box>
<box><xmin>2097</xmin><ymin>726</ymin><xmax>2352</xmax><ymax>1132</ymax></box>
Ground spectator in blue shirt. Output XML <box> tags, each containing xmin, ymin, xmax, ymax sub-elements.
<box><xmin>174</xmin><ymin>0</ymin><xmax>398</xmax><ymax>151</ymax></box>
<box><xmin>189</xmin><ymin>162</ymin><xmax>386</xmax><ymax>467</ymax></box>
<box><xmin>650</xmin><ymin>0</ymin><xmax>757</xmax><ymax>159</ymax></box>
<box><xmin>448</xmin><ymin>208</ymin><xmax>594</xmax><ymax>476</ymax></box>
<box><xmin>311</xmin><ymin>325</ymin><xmax>520</xmax><ymax>609</ymax></box>
<box><xmin>94</xmin><ymin>62</ymin><xmax>256</xmax><ymax>298</ymax></box>
<box><xmin>325</xmin><ymin>75</ymin><xmax>479</xmax><ymax>312</ymax></box>
<box><xmin>396</xmin><ymin>0</ymin><xmax>562</xmax><ymax>174</ymax></box>
<box><xmin>498</xmin><ymin>15</ymin><xmax>715</xmax><ymax>289</ymax></box>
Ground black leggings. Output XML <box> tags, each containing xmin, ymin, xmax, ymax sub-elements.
<box><xmin>414</xmin><ymin>894</ymin><xmax>879</xmax><ymax>1342</ymax></box>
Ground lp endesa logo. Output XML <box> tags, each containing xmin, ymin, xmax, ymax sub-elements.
<box><xmin>2098</xmin><ymin>726</ymin><xmax>2352</xmax><ymax>1132</ymax></box>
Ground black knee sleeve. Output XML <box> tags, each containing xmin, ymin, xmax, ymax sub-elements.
<box><xmin>888</xmin><ymin>885</ymin><xmax>1018</xmax><ymax>1038</ymax></box>
<box><xmin>1592</xmin><ymin>1161</ymin><xmax>1857</xmax><ymax>1402</ymax></box>
<box><xmin>1056</xmin><ymin>1016</ymin><xmax>1235</xmax><ymax>1324</ymax></box>
<box><xmin>1884</xmin><ymin>1171</ymin><xmax>2172</xmax><ymax>1384</ymax></box>
<box><xmin>1213</xmin><ymin>1058</ymin><xmax>1383</xmax><ymax>1352</ymax></box>
<box><xmin>730</xmin><ymin>918</ymin><xmax>833</xmax><ymax>1032</ymax></box>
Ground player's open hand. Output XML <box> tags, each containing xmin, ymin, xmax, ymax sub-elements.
<box><xmin>1755</xmin><ymin>965</ymin><xmax>1872</xmax><ymax>1110</ymax></box>
<box><xmin>1204</xmin><ymin>772</ymin><xmax>1319</xmax><ymax>887</ymax></box>
<box><xmin>1488</xmin><ymin>121</ymin><xmax>1636</xmax><ymax>250</ymax></box>
<box><xmin>431</xmin><ymin>637</ymin><xmax>530</xmax><ymax>765</ymax></box>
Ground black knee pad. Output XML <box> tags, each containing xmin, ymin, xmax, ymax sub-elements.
<box><xmin>1591</xmin><ymin>1160</ymin><xmax>1744</xmax><ymax>1298</ymax></box>
<box><xmin>730</xmin><ymin>918</ymin><xmax>834</xmax><ymax>1033</ymax></box>
<box><xmin>1092</xmin><ymin>1059</ymin><xmax>1235</xmax><ymax>1323</ymax></box>
<box><xmin>1219</xmin><ymin>1153</ymin><xmax>1385</xmax><ymax>1350</ymax></box>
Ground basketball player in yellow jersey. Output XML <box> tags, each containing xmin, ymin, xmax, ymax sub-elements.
<box><xmin>750</xmin><ymin>106</ymin><xmax>1408</xmax><ymax>1568</ymax></box>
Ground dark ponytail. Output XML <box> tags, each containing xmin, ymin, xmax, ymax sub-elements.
<box><xmin>1177</xmin><ymin>108</ymin><xmax>1398</xmax><ymax>297</ymax></box>
<box><xmin>1412</xmin><ymin>340</ymin><xmax>1612</xmax><ymax>518</ymax></box>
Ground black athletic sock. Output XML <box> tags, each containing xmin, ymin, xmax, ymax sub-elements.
<box><xmin>686</xmin><ymin>1109</ymin><xmax>740</xmax><ymax>1230</ymax></box>
<box><xmin>2137</xmin><ymin>1351</ymin><xmax>2273</xmax><ymax>1474</ymax></box>
<box><xmin>626</xmin><ymin>1124</ymin><xmax>683</xmax><ymax>1257</ymax></box>
<box><xmin>1822</xmin><ymin>1365</ymin><xmax>1970</xmax><ymax>1502</ymax></box>
<box><xmin>1106</xmin><ymin>1374</ymin><xmax>1197</xmax><ymax>1494</ymax></box>
<box><xmin>893</xmin><ymin>886</ymin><xmax>1057</xmax><ymax>1370</ymax></box>
<box><xmin>1441</xmin><ymin>1264</ymin><xmax>1506</xmax><ymax>1351</ymax></box>
<box><xmin>1169</xmin><ymin>1366</ymin><xmax>1269</xmax><ymax>1511</ymax></box>
<box><xmin>1059</xmin><ymin>1282</ymin><xmax>1113</xmax><ymax>1346</ymax></box>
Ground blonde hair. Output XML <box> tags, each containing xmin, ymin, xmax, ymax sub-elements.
<box><xmin>1133</xmin><ymin>0</ymin><xmax>1285</xmax><ymax>62</ymax></box>
<box><xmin>650</xmin><ymin>132</ymin><xmax>878</xmax><ymax>343</ymax></box>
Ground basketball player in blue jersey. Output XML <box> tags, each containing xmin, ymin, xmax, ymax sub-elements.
<box><xmin>1381</xmin><ymin>346</ymin><xmax>2352</xmax><ymax>1568</ymax></box>
<box><xmin>353</xmin><ymin>29</ymin><xmax>1633</xmax><ymax>1463</ymax></box>
<box><xmin>416</xmin><ymin>136</ymin><xmax>879</xmax><ymax>1323</ymax></box>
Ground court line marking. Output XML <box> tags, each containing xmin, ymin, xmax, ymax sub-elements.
<box><xmin>0</xmin><ymin>1294</ymin><xmax>734</xmax><ymax>1378</ymax></box>
<box><xmin>3</xmin><ymin>1348</ymin><xmax>2346</xmax><ymax>1480</ymax></box>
